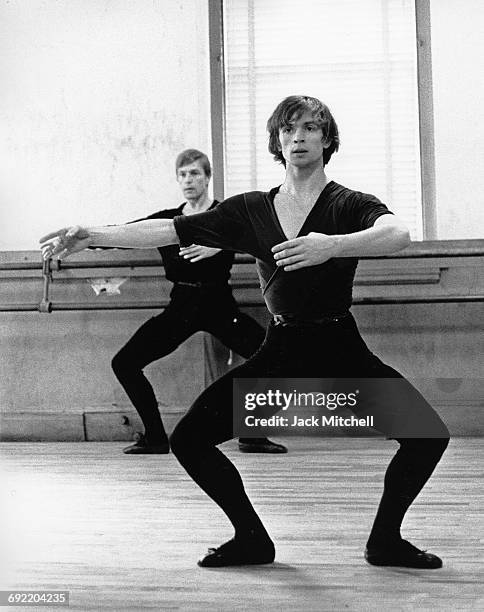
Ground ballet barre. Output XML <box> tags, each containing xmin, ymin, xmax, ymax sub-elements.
<box><xmin>0</xmin><ymin>243</ymin><xmax>482</xmax><ymax>312</ymax></box>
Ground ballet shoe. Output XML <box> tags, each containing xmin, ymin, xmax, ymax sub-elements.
<box><xmin>238</xmin><ymin>438</ymin><xmax>287</xmax><ymax>454</ymax></box>
<box><xmin>365</xmin><ymin>539</ymin><xmax>443</xmax><ymax>569</ymax></box>
<box><xmin>197</xmin><ymin>537</ymin><xmax>275</xmax><ymax>568</ymax></box>
<box><xmin>123</xmin><ymin>432</ymin><xmax>170</xmax><ymax>455</ymax></box>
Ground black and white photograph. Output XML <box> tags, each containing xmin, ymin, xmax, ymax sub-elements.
<box><xmin>0</xmin><ymin>1</ymin><xmax>483</xmax><ymax>610</ymax></box>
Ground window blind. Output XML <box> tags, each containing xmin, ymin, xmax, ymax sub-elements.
<box><xmin>223</xmin><ymin>0</ymin><xmax>422</xmax><ymax>239</ymax></box>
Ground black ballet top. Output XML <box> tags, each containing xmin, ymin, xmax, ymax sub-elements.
<box><xmin>138</xmin><ymin>201</ymin><xmax>234</xmax><ymax>284</ymax></box>
<box><xmin>173</xmin><ymin>181</ymin><xmax>392</xmax><ymax>316</ymax></box>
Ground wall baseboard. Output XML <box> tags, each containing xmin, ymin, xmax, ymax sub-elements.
<box><xmin>0</xmin><ymin>401</ymin><xmax>482</xmax><ymax>441</ymax></box>
<box><xmin>0</xmin><ymin>407</ymin><xmax>186</xmax><ymax>442</ymax></box>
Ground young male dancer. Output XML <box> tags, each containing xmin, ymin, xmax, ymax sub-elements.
<box><xmin>41</xmin><ymin>95</ymin><xmax>449</xmax><ymax>570</ymax></box>
<box><xmin>109</xmin><ymin>149</ymin><xmax>286</xmax><ymax>455</ymax></box>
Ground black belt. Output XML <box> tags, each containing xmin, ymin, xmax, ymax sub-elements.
<box><xmin>175</xmin><ymin>281</ymin><xmax>228</xmax><ymax>289</ymax></box>
<box><xmin>273</xmin><ymin>313</ymin><xmax>349</xmax><ymax>327</ymax></box>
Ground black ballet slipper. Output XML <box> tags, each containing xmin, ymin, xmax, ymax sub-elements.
<box><xmin>123</xmin><ymin>433</ymin><xmax>170</xmax><ymax>455</ymax></box>
<box><xmin>197</xmin><ymin>537</ymin><xmax>275</xmax><ymax>568</ymax></box>
<box><xmin>238</xmin><ymin>438</ymin><xmax>287</xmax><ymax>454</ymax></box>
<box><xmin>364</xmin><ymin>539</ymin><xmax>443</xmax><ymax>569</ymax></box>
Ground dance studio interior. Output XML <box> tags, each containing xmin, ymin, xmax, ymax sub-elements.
<box><xmin>1</xmin><ymin>1</ymin><xmax>483</xmax><ymax>610</ymax></box>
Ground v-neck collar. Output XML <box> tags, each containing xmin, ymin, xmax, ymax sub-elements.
<box><xmin>268</xmin><ymin>181</ymin><xmax>335</xmax><ymax>241</ymax></box>
<box><xmin>179</xmin><ymin>199</ymin><xmax>217</xmax><ymax>216</ymax></box>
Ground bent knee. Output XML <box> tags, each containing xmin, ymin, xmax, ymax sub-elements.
<box><xmin>168</xmin><ymin>426</ymin><xmax>182</xmax><ymax>457</ymax></box>
<box><xmin>432</xmin><ymin>419</ymin><xmax>450</xmax><ymax>451</ymax></box>
<box><xmin>111</xmin><ymin>347</ymin><xmax>144</xmax><ymax>377</ymax></box>
<box><xmin>169</xmin><ymin>419</ymin><xmax>196</xmax><ymax>459</ymax></box>
<box><xmin>111</xmin><ymin>351</ymin><xmax>126</xmax><ymax>376</ymax></box>
<box><xmin>400</xmin><ymin>432</ymin><xmax>450</xmax><ymax>459</ymax></box>
<box><xmin>170</xmin><ymin>410</ymin><xmax>217</xmax><ymax>461</ymax></box>
<box><xmin>427</xmin><ymin>433</ymin><xmax>450</xmax><ymax>458</ymax></box>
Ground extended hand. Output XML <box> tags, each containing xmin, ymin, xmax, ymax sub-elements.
<box><xmin>40</xmin><ymin>226</ymin><xmax>92</xmax><ymax>260</ymax></box>
<box><xmin>179</xmin><ymin>244</ymin><xmax>222</xmax><ymax>263</ymax></box>
<box><xmin>272</xmin><ymin>232</ymin><xmax>340</xmax><ymax>271</ymax></box>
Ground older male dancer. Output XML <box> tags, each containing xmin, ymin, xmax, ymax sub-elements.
<box><xmin>41</xmin><ymin>95</ymin><xmax>449</xmax><ymax>570</ymax></box>
<box><xmin>106</xmin><ymin>148</ymin><xmax>286</xmax><ymax>455</ymax></box>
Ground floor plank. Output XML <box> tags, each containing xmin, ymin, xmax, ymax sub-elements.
<box><xmin>0</xmin><ymin>438</ymin><xmax>482</xmax><ymax>611</ymax></box>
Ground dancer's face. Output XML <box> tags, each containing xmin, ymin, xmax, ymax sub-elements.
<box><xmin>177</xmin><ymin>160</ymin><xmax>210</xmax><ymax>203</ymax></box>
<box><xmin>278</xmin><ymin>110</ymin><xmax>329</xmax><ymax>169</ymax></box>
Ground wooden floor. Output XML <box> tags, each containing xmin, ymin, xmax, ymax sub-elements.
<box><xmin>0</xmin><ymin>438</ymin><xmax>482</xmax><ymax>611</ymax></box>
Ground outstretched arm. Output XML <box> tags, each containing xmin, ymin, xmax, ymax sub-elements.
<box><xmin>272</xmin><ymin>214</ymin><xmax>410</xmax><ymax>271</ymax></box>
<box><xmin>40</xmin><ymin>219</ymin><xmax>179</xmax><ymax>260</ymax></box>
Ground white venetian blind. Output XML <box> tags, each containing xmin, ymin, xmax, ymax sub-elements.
<box><xmin>223</xmin><ymin>0</ymin><xmax>422</xmax><ymax>239</ymax></box>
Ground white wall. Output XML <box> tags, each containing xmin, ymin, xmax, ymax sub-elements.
<box><xmin>1</xmin><ymin>1</ymin><xmax>482</xmax><ymax>248</ymax></box>
<box><xmin>0</xmin><ymin>0</ymin><xmax>211</xmax><ymax>250</ymax></box>
<box><xmin>431</xmin><ymin>0</ymin><xmax>484</xmax><ymax>239</ymax></box>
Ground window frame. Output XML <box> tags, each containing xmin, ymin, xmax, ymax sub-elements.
<box><xmin>209</xmin><ymin>0</ymin><xmax>438</xmax><ymax>240</ymax></box>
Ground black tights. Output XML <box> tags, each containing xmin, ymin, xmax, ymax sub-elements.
<box><xmin>111</xmin><ymin>286</ymin><xmax>265</xmax><ymax>445</ymax></box>
<box><xmin>170</xmin><ymin>314</ymin><xmax>449</xmax><ymax>546</ymax></box>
